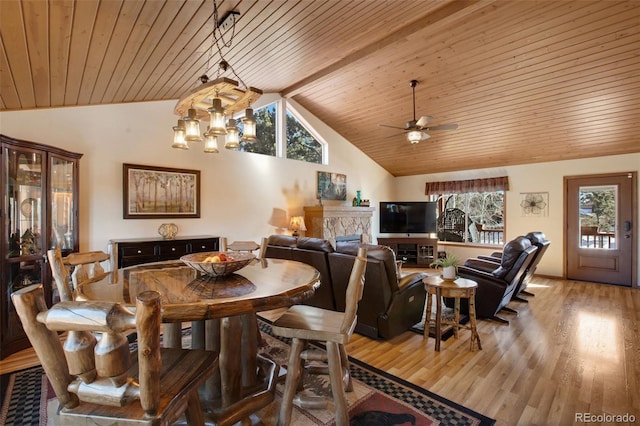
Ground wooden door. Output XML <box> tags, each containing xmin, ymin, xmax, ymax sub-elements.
<box><xmin>565</xmin><ymin>173</ymin><xmax>636</xmax><ymax>286</ymax></box>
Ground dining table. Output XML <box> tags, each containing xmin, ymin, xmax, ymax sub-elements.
<box><xmin>75</xmin><ymin>257</ymin><xmax>320</xmax><ymax>424</ymax></box>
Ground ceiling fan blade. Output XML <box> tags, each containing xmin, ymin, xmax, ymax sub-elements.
<box><xmin>383</xmin><ymin>132</ymin><xmax>407</xmax><ymax>139</ymax></box>
<box><xmin>379</xmin><ymin>124</ymin><xmax>407</xmax><ymax>130</ymax></box>
<box><xmin>427</xmin><ymin>123</ymin><xmax>458</xmax><ymax>131</ymax></box>
<box><xmin>416</xmin><ymin>115</ymin><xmax>432</xmax><ymax>128</ymax></box>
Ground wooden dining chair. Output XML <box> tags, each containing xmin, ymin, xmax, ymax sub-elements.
<box><xmin>47</xmin><ymin>247</ymin><xmax>110</xmax><ymax>301</ymax></box>
<box><xmin>11</xmin><ymin>284</ymin><xmax>218</xmax><ymax>426</ymax></box>
<box><xmin>271</xmin><ymin>247</ymin><xmax>367</xmax><ymax>426</ymax></box>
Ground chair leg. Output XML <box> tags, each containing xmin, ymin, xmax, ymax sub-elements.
<box><xmin>521</xmin><ymin>290</ymin><xmax>535</xmax><ymax>297</ymax></box>
<box><xmin>502</xmin><ymin>306</ymin><xmax>518</xmax><ymax>315</ymax></box>
<box><xmin>338</xmin><ymin>343</ymin><xmax>353</xmax><ymax>392</ymax></box>
<box><xmin>490</xmin><ymin>315</ymin><xmax>510</xmax><ymax>324</ymax></box>
<box><xmin>326</xmin><ymin>341</ymin><xmax>349</xmax><ymax>426</ymax></box>
<box><xmin>512</xmin><ymin>295</ymin><xmax>529</xmax><ymax>303</ymax></box>
<box><xmin>278</xmin><ymin>338</ymin><xmax>305</xmax><ymax>426</ymax></box>
<box><xmin>184</xmin><ymin>390</ymin><xmax>205</xmax><ymax>426</ymax></box>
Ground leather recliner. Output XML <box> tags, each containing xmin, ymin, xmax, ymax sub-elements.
<box><xmin>450</xmin><ymin>236</ymin><xmax>538</xmax><ymax>324</ymax></box>
<box><xmin>481</xmin><ymin>231</ymin><xmax>551</xmax><ymax>301</ymax></box>
<box><xmin>328</xmin><ymin>241</ymin><xmax>427</xmax><ymax>339</ymax></box>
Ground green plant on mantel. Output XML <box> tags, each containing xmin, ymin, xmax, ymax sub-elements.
<box><xmin>429</xmin><ymin>253</ymin><xmax>459</xmax><ymax>269</ymax></box>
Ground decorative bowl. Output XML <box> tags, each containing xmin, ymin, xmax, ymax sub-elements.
<box><xmin>180</xmin><ymin>251</ymin><xmax>256</xmax><ymax>277</ymax></box>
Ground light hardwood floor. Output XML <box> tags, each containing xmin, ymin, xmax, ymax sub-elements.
<box><xmin>3</xmin><ymin>275</ymin><xmax>639</xmax><ymax>425</ymax></box>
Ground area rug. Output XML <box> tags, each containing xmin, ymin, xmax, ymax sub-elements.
<box><xmin>1</xmin><ymin>320</ymin><xmax>494</xmax><ymax>426</ymax></box>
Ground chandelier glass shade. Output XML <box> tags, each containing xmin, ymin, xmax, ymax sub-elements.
<box><xmin>224</xmin><ymin>118</ymin><xmax>240</xmax><ymax>149</ymax></box>
<box><xmin>203</xmin><ymin>129</ymin><xmax>220</xmax><ymax>153</ymax></box>
<box><xmin>183</xmin><ymin>108</ymin><xmax>203</xmax><ymax>143</ymax></box>
<box><xmin>207</xmin><ymin>97</ymin><xmax>227</xmax><ymax>135</ymax></box>
<box><xmin>171</xmin><ymin>119</ymin><xmax>188</xmax><ymax>149</ymax></box>
<box><xmin>241</xmin><ymin>107</ymin><xmax>257</xmax><ymax>142</ymax></box>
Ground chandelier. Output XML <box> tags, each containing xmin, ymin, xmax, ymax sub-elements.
<box><xmin>172</xmin><ymin>1</ymin><xmax>262</xmax><ymax>153</ymax></box>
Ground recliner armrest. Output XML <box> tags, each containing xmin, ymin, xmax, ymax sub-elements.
<box><xmin>477</xmin><ymin>255</ymin><xmax>501</xmax><ymax>263</ymax></box>
<box><xmin>398</xmin><ymin>272</ymin><xmax>428</xmax><ymax>291</ymax></box>
<box><xmin>463</xmin><ymin>258</ymin><xmax>500</xmax><ymax>273</ymax></box>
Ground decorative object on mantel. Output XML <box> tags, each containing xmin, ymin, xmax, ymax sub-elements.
<box><xmin>171</xmin><ymin>0</ymin><xmax>262</xmax><ymax>153</ymax></box>
<box><xmin>158</xmin><ymin>223</ymin><xmax>179</xmax><ymax>240</ymax></box>
<box><xmin>123</xmin><ymin>164</ymin><xmax>200</xmax><ymax>219</ymax></box>
<box><xmin>289</xmin><ymin>216</ymin><xmax>307</xmax><ymax>237</ymax></box>
<box><xmin>317</xmin><ymin>171</ymin><xmax>347</xmax><ymax>201</ymax></box>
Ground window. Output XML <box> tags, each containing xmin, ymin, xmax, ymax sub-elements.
<box><xmin>437</xmin><ymin>192</ymin><xmax>504</xmax><ymax>244</ymax></box>
<box><xmin>285</xmin><ymin>107</ymin><xmax>323</xmax><ymax>164</ymax></box>
<box><xmin>236</xmin><ymin>99</ymin><xmax>325</xmax><ymax>164</ymax></box>
<box><xmin>237</xmin><ymin>103</ymin><xmax>276</xmax><ymax>156</ymax></box>
<box><xmin>425</xmin><ymin>177</ymin><xmax>508</xmax><ymax>245</ymax></box>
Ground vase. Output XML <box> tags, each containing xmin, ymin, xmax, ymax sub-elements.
<box><xmin>442</xmin><ymin>266</ymin><xmax>457</xmax><ymax>280</ymax></box>
<box><xmin>158</xmin><ymin>223</ymin><xmax>178</xmax><ymax>240</ymax></box>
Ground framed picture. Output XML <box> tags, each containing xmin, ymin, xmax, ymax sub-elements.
<box><xmin>520</xmin><ymin>192</ymin><xmax>548</xmax><ymax>217</ymax></box>
<box><xmin>123</xmin><ymin>163</ymin><xmax>200</xmax><ymax>219</ymax></box>
<box><xmin>317</xmin><ymin>171</ymin><xmax>347</xmax><ymax>201</ymax></box>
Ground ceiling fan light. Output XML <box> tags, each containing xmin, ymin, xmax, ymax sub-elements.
<box><xmin>207</xmin><ymin>98</ymin><xmax>227</xmax><ymax>135</ymax></box>
<box><xmin>171</xmin><ymin>119</ymin><xmax>189</xmax><ymax>149</ymax></box>
<box><xmin>184</xmin><ymin>108</ymin><xmax>202</xmax><ymax>142</ymax></box>
<box><xmin>241</xmin><ymin>107</ymin><xmax>257</xmax><ymax>142</ymax></box>
<box><xmin>225</xmin><ymin>118</ymin><xmax>240</xmax><ymax>149</ymax></box>
<box><xmin>407</xmin><ymin>130</ymin><xmax>424</xmax><ymax>144</ymax></box>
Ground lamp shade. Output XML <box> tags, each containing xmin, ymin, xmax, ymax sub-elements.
<box><xmin>407</xmin><ymin>130</ymin><xmax>429</xmax><ymax>144</ymax></box>
<box><xmin>241</xmin><ymin>107</ymin><xmax>257</xmax><ymax>142</ymax></box>
<box><xmin>184</xmin><ymin>108</ymin><xmax>203</xmax><ymax>142</ymax></box>
<box><xmin>224</xmin><ymin>118</ymin><xmax>240</xmax><ymax>149</ymax></box>
<box><xmin>203</xmin><ymin>128</ymin><xmax>219</xmax><ymax>153</ymax></box>
<box><xmin>207</xmin><ymin>97</ymin><xmax>227</xmax><ymax>135</ymax></box>
<box><xmin>171</xmin><ymin>119</ymin><xmax>189</xmax><ymax>149</ymax></box>
<box><xmin>289</xmin><ymin>216</ymin><xmax>307</xmax><ymax>236</ymax></box>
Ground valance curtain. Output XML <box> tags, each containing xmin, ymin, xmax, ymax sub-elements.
<box><xmin>424</xmin><ymin>176</ymin><xmax>509</xmax><ymax>195</ymax></box>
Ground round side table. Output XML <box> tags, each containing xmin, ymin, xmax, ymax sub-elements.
<box><xmin>422</xmin><ymin>275</ymin><xmax>482</xmax><ymax>351</ymax></box>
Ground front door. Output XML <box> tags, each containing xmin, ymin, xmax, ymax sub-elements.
<box><xmin>565</xmin><ymin>173</ymin><xmax>636</xmax><ymax>286</ymax></box>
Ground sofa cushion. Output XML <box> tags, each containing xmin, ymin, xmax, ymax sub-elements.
<box><xmin>336</xmin><ymin>241</ymin><xmax>398</xmax><ymax>292</ymax></box>
<box><xmin>296</xmin><ymin>237</ymin><xmax>334</xmax><ymax>253</ymax></box>
<box><xmin>266</xmin><ymin>234</ymin><xmax>298</xmax><ymax>247</ymax></box>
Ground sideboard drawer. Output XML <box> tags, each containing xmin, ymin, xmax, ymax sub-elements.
<box><xmin>191</xmin><ymin>239</ymin><xmax>218</xmax><ymax>252</ymax></box>
<box><xmin>157</xmin><ymin>242</ymin><xmax>189</xmax><ymax>258</ymax></box>
<box><xmin>121</xmin><ymin>245</ymin><xmax>156</xmax><ymax>257</ymax></box>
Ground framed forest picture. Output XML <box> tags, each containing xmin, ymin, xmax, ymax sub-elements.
<box><xmin>123</xmin><ymin>163</ymin><xmax>200</xmax><ymax>219</ymax></box>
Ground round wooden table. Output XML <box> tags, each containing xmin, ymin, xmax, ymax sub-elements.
<box><xmin>76</xmin><ymin>257</ymin><xmax>320</xmax><ymax>422</ymax></box>
<box><xmin>422</xmin><ymin>275</ymin><xmax>482</xmax><ymax>352</ymax></box>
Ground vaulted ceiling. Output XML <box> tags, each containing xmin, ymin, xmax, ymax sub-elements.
<box><xmin>1</xmin><ymin>0</ymin><xmax>638</xmax><ymax>176</ymax></box>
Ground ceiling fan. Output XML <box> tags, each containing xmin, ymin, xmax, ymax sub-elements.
<box><xmin>380</xmin><ymin>80</ymin><xmax>458</xmax><ymax>144</ymax></box>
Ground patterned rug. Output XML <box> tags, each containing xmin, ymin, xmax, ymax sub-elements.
<box><xmin>1</xmin><ymin>320</ymin><xmax>494</xmax><ymax>426</ymax></box>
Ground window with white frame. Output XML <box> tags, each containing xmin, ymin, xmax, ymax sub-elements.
<box><xmin>236</xmin><ymin>98</ymin><xmax>325</xmax><ymax>164</ymax></box>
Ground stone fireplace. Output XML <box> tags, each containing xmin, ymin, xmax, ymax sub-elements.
<box><xmin>303</xmin><ymin>205</ymin><xmax>375</xmax><ymax>247</ymax></box>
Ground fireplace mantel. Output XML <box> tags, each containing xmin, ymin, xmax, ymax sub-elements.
<box><xmin>304</xmin><ymin>205</ymin><xmax>375</xmax><ymax>246</ymax></box>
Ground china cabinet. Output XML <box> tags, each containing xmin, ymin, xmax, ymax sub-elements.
<box><xmin>1</xmin><ymin>134</ymin><xmax>82</xmax><ymax>358</ymax></box>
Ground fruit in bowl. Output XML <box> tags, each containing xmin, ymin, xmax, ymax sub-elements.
<box><xmin>180</xmin><ymin>251</ymin><xmax>255</xmax><ymax>277</ymax></box>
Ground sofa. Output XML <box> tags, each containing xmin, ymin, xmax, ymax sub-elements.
<box><xmin>263</xmin><ymin>235</ymin><xmax>428</xmax><ymax>339</ymax></box>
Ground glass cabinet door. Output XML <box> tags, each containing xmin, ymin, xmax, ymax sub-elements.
<box><xmin>50</xmin><ymin>155</ymin><xmax>77</xmax><ymax>252</ymax></box>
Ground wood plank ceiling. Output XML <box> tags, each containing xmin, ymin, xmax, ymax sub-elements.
<box><xmin>1</xmin><ymin>0</ymin><xmax>638</xmax><ymax>176</ymax></box>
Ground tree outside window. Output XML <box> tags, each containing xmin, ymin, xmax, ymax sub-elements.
<box><xmin>438</xmin><ymin>191</ymin><xmax>505</xmax><ymax>244</ymax></box>
<box><xmin>285</xmin><ymin>109</ymin><xmax>322</xmax><ymax>164</ymax></box>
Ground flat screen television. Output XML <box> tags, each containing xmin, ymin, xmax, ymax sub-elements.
<box><xmin>379</xmin><ymin>201</ymin><xmax>438</xmax><ymax>234</ymax></box>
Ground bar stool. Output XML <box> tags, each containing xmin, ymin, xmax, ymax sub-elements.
<box><xmin>423</xmin><ymin>275</ymin><xmax>482</xmax><ymax>351</ymax></box>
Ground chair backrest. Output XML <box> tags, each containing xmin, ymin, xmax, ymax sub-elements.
<box><xmin>48</xmin><ymin>247</ymin><xmax>110</xmax><ymax>301</ymax></box>
<box><xmin>11</xmin><ymin>284</ymin><xmax>162</xmax><ymax>415</ymax></box>
<box><xmin>341</xmin><ymin>247</ymin><xmax>367</xmax><ymax>335</ymax></box>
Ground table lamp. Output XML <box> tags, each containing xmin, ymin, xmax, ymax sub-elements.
<box><xmin>290</xmin><ymin>216</ymin><xmax>307</xmax><ymax>237</ymax></box>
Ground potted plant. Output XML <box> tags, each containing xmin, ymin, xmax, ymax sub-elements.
<box><xmin>430</xmin><ymin>253</ymin><xmax>459</xmax><ymax>280</ymax></box>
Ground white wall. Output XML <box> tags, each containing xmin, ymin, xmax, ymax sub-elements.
<box><xmin>393</xmin><ymin>153</ymin><xmax>640</xmax><ymax>282</ymax></box>
<box><xmin>0</xmin><ymin>100</ymin><xmax>395</xmax><ymax>253</ymax></box>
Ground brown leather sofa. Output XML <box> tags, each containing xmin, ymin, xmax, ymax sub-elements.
<box><xmin>264</xmin><ymin>235</ymin><xmax>428</xmax><ymax>339</ymax></box>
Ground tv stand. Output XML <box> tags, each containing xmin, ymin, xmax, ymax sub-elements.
<box><xmin>377</xmin><ymin>237</ymin><xmax>437</xmax><ymax>266</ymax></box>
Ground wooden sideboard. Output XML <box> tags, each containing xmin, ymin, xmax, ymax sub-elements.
<box><xmin>377</xmin><ymin>237</ymin><xmax>438</xmax><ymax>266</ymax></box>
<box><xmin>109</xmin><ymin>235</ymin><xmax>220</xmax><ymax>269</ymax></box>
